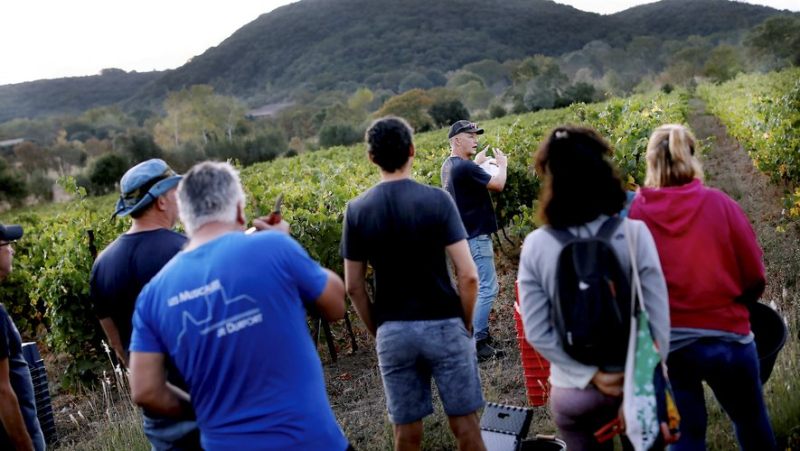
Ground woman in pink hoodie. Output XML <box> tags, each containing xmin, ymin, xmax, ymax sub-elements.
<box><xmin>629</xmin><ymin>124</ymin><xmax>776</xmax><ymax>450</ymax></box>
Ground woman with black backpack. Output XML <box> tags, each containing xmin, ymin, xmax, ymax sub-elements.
<box><xmin>628</xmin><ymin>124</ymin><xmax>776</xmax><ymax>450</ymax></box>
<box><xmin>517</xmin><ymin>126</ymin><xmax>671</xmax><ymax>450</ymax></box>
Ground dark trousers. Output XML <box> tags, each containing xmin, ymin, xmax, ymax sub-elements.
<box><xmin>667</xmin><ymin>339</ymin><xmax>777</xmax><ymax>451</ymax></box>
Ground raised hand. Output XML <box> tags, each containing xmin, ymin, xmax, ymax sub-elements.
<box><xmin>494</xmin><ymin>148</ymin><xmax>508</xmax><ymax>167</ymax></box>
<box><xmin>252</xmin><ymin>218</ymin><xmax>290</xmax><ymax>234</ymax></box>
<box><xmin>474</xmin><ymin>145</ymin><xmax>491</xmax><ymax>165</ymax></box>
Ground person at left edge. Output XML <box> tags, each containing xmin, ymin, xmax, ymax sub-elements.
<box><xmin>0</xmin><ymin>222</ymin><xmax>45</xmax><ymax>451</ymax></box>
<box><xmin>90</xmin><ymin>158</ymin><xmax>201</xmax><ymax>450</ymax></box>
<box><xmin>128</xmin><ymin>161</ymin><xmax>351</xmax><ymax>451</ymax></box>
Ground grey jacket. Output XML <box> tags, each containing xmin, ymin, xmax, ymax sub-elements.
<box><xmin>517</xmin><ymin>215</ymin><xmax>670</xmax><ymax>389</ymax></box>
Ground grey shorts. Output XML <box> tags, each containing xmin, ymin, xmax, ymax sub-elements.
<box><xmin>376</xmin><ymin>317</ymin><xmax>485</xmax><ymax>425</ymax></box>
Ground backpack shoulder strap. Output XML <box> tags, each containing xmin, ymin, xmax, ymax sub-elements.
<box><xmin>596</xmin><ymin>216</ymin><xmax>624</xmax><ymax>242</ymax></box>
<box><xmin>543</xmin><ymin>226</ymin><xmax>575</xmax><ymax>246</ymax></box>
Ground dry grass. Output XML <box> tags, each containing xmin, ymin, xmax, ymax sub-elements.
<box><xmin>50</xmin><ymin>345</ymin><xmax>148</xmax><ymax>450</ymax></box>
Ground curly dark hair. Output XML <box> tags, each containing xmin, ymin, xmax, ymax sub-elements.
<box><xmin>365</xmin><ymin>116</ymin><xmax>414</xmax><ymax>173</ymax></box>
<box><xmin>534</xmin><ymin>125</ymin><xmax>626</xmax><ymax>228</ymax></box>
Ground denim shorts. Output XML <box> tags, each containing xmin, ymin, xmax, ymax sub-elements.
<box><xmin>376</xmin><ymin>317</ymin><xmax>484</xmax><ymax>424</ymax></box>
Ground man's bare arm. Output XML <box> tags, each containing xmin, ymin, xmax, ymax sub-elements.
<box><xmin>99</xmin><ymin>317</ymin><xmax>128</xmax><ymax>367</ymax></box>
<box><xmin>313</xmin><ymin>269</ymin><xmax>346</xmax><ymax>322</ymax></box>
<box><xmin>0</xmin><ymin>357</ymin><xmax>33</xmax><ymax>451</ymax></box>
<box><xmin>344</xmin><ymin>259</ymin><xmax>376</xmax><ymax>337</ymax></box>
<box><xmin>445</xmin><ymin>240</ymin><xmax>479</xmax><ymax>331</ymax></box>
<box><xmin>129</xmin><ymin>352</ymin><xmax>184</xmax><ymax>416</ymax></box>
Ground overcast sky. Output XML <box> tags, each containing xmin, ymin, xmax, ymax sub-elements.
<box><xmin>1</xmin><ymin>0</ymin><xmax>797</xmax><ymax>86</ymax></box>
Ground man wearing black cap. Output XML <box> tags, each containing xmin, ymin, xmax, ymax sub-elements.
<box><xmin>0</xmin><ymin>222</ymin><xmax>45</xmax><ymax>450</ymax></box>
<box><xmin>441</xmin><ymin>120</ymin><xmax>508</xmax><ymax>361</ymax></box>
<box><xmin>90</xmin><ymin>159</ymin><xmax>200</xmax><ymax>450</ymax></box>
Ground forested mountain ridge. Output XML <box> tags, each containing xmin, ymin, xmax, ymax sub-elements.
<box><xmin>610</xmin><ymin>0</ymin><xmax>793</xmax><ymax>36</ymax></box>
<box><xmin>0</xmin><ymin>0</ymin><xmax>790</xmax><ymax>123</ymax></box>
<box><xmin>0</xmin><ymin>70</ymin><xmax>161</xmax><ymax>123</ymax></box>
<box><xmin>134</xmin><ymin>0</ymin><xmax>785</xmax><ymax>100</ymax></box>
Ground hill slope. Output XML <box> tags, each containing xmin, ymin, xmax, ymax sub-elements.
<box><xmin>136</xmin><ymin>0</ymin><xmax>784</xmax><ymax>100</ymax></box>
<box><xmin>0</xmin><ymin>0</ymin><xmax>789</xmax><ymax>122</ymax></box>
<box><xmin>0</xmin><ymin>70</ymin><xmax>162</xmax><ymax>123</ymax></box>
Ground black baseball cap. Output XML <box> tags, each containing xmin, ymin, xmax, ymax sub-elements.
<box><xmin>0</xmin><ymin>222</ymin><xmax>23</xmax><ymax>241</ymax></box>
<box><xmin>448</xmin><ymin>120</ymin><xmax>484</xmax><ymax>139</ymax></box>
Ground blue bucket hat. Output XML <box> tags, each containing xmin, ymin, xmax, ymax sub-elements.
<box><xmin>115</xmin><ymin>159</ymin><xmax>182</xmax><ymax>217</ymax></box>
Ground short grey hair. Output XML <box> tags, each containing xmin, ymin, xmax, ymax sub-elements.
<box><xmin>177</xmin><ymin>161</ymin><xmax>245</xmax><ymax>235</ymax></box>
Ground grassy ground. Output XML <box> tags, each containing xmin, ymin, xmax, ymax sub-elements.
<box><xmin>46</xmin><ymin>100</ymin><xmax>799</xmax><ymax>449</ymax></box>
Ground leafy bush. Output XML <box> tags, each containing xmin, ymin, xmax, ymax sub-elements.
<box><xmin>429</xmin><ymin>100</ymin><xmax>470</xmax><ymax>129</ymax></box>
<box><xmin>88</xmin><ymin>153</ymin><xmax>128</xmax><ymax>195</ymax></box>
<box><xmin>0</xmin><ymin>156</ymin><xmax>29</xmax><ymax>206</ymax></box>
<box><xmin>319</xmin><ymin>124</ymin><xmax>363</xmax><ymax>149</ymax></box>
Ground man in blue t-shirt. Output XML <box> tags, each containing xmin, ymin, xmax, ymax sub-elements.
<box><xmin>342</xmin><ymin>117</ymin><xmax>485</xmax><ymax>450</ymax></box>
<box><xmin>0</xmin><ymin>222</ymin><xmax>45</xmax><ymax>451</ymax></box>
<box><xmin>441</xmin><ymin>120</ymin><xmax>508</xmax><ymax>361</ymax></box>
<box><xmin>90</xmin><ymin>159</ymin><xmax>200</xmax><ymax>450</ymax></box>
<box><xmin>129</xmin><ymin>161</ymin><xmax>350</xmax><ymax>450</ymax></box>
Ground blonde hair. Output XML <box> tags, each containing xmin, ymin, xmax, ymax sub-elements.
<box><xmin>644</xmin><ymin>124</ymin><xmax>703</xmax><ymax>188</ymax></box>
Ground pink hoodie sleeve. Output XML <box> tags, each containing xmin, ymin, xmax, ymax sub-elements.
<box><xmin>726</xmin><ymin>197</ymin><xmax>765</xmax><ymax>302</ymax></box>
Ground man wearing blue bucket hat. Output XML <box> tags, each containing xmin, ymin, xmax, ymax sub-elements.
<box><xmin>90</xmin><ymin>159</ymin><xmax>201</xmax><ymax>450</ymax></box>
<box><xmin>1</xmin><ymin>222</ymin><xmax>46</xmax><ymax>451</ymax></box>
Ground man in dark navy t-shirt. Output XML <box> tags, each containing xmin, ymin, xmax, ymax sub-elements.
<box><xmin>441</xmin><ymin>120</ymin><xmax>508</xmax><ymax>361</ymax></box>
<box><xmin>90</xmin><ymin>159</ymin><xmax>200</xmax><ymax>450</ymax></box>
<box><xmin>342</xmin><ymin>117</ymin><xmax>485</xmax><ymax>450</ymax></box>
<box><xmin>0</xmin><ymin>222</ymin><xmax>45</xmax><ymax>451</ymax></box>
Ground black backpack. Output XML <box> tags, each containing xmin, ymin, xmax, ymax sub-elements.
<box><xmin>545</xmin><ymin>216</ymin><xmax>631</xmax><ymax>372</ymax></box>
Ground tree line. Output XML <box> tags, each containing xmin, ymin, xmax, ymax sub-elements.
<box><xmin>0</xmin><ymin>15</ymin><xmax>796</xmax><ymax>209</ymax></box>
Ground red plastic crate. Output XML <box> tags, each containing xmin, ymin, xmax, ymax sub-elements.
<box><xmin>514</xmin><ymin>282</ymin><xmax>551</xmax><ymax>406</ymax></box>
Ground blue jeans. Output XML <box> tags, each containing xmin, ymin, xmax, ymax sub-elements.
<box><xmin>142</xmin><ymin>413</ymin><xmax>202</xmax><ymax>451</ymax></box>
<box><xmin>667</xmin><ymin>339</ymin><xmax>777</xmax><ymax>451</ymax></box>
<box><xmin>467</xmin><ymin>235</ymin><xmax>499</xmax><ymax>341</ymax></box>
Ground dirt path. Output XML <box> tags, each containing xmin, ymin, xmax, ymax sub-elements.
<box><xmin>688</xmin><ymin>98</ymin><xmax>798</xmax><ymax>308</ymax></box>
<box><xmin>689</xmin><ymin>98</ymin><xmax>799</xmax><ymax>449</ymax></box>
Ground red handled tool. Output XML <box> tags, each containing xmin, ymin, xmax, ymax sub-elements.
<box><xmin>594</xmin><ymin>418</ymin><xmax>622</xmax><ymax>443</ymax></box>
<box><xmin>246</xmin><ymin>194</ymin><xmax>284</xmax><ymax>234</ymax></box>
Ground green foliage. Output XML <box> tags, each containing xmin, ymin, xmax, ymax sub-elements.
<box><xmin>463</xmin><ymin>59</ymin><xmax>509</xmax><ymax>87</ymax></box>
<box><xmin>399</xmin><ymin>72</ymin><xmax>434</xmax><ymax>93</ymax></box>
<box><xmin>131</xmin><ymin>0</ymin><xmax>788</xmax><ymax>108</ymax></box>
<box><xmin>570</xmin><ymin>89</ymin><xmax>691</xmax><ymax>185</ymax></box>
<box><xmin>555</xmin><ymin>82</ymin><xmax>596</xmax><ymax>108</ymax></box>
<box><xmin>745</xmin><ymin>16</ymin><xmax>800</xmax><ymax>69</ymax></box>
<box><xmin>489</xmin><ymin>103</ymin><xmax>507</xmax><ymax>119</ymax></box>
<box><xmin>319</xmin><ymin>124</ymin><xmax>362</xmax><ymax>149</ymax></box>
<box><xmin>429</xmin><ymin>100</ymin><xmax>470</xmax><ymax>129</ymax></box>
<box><xmin>0</xmin><ymin>156</ymin><xmax>29</xmax><ymax>206</ymax></box>
<box><xmin>28</xmin><ymin>170</ymin><xmax>54</xmax><ymax>202</ymax></box>
<box><xmin>376</xmin><ymin>89</ymin><xmax>434</xmax><ymax>132</ymax></box>
<box><xmin>2</xmin><ymin>179</ymin><xmax>127</xmax><ymax>389</ymax></box>
<box><xmin>116</xmin><ymin>132</ymin><xmax>164</xmax><ymax>165</ymax></box>
<box><xmin>154</xmin><ymin>85</ymin><xmax>247</xmax><ymax>150</ymax></box>
<box><xmin>0</xmin><ymin>70</ymin><xmax>161</xmax><ymax>124</ymax></box>
<box><xmin>88</xmin><ymin>153</ymin><xmax>128</xmax><ymax>194</ymax></box>
<box><xmin>698</xmin><ymin>68</ymin><xmax>800</xmax><ymax>225</ymax></box>
<box><xmin>703</xmin><ymin>45</ymin><xmax>744</xmax><ymax>83</ymax></box>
